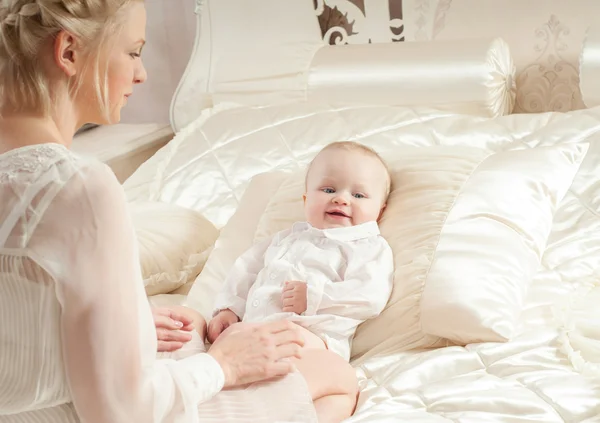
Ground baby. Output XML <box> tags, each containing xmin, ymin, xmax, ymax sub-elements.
<box><xmin>208</xmin><ymin>141</ymin><xmax>394</xmax><ymax>422</ymax></box>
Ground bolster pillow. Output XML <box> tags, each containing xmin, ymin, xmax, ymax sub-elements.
<box><xmin>580</xmin><ymin>25</ymin><xmax>600</xmax><ymax>108</ymax></box>
<box><xmin>307</xmin><ymin>37</ymin><xmax>517</xmax><ymax>118</ymax></box>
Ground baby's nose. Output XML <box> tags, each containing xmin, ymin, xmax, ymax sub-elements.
<box><xmin>333</xmin><ymin>195</ymin><xmax>349</xmax><ymax>205</ymax></box>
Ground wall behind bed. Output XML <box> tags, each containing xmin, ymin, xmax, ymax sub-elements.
<box><xmin>120</xmin><ymin>0</ymin><xmax>196</xmax><ymax>124</ymax></box>
<box><xmin>317</xmin><ymin>0</ymin><xmax>596</xmax><ymax>113</ymax></box>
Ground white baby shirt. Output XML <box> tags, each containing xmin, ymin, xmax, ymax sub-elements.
<box><xmin>213</xmin><ymin>221</ymin><xmax>394</xmax><ymax>361</ymax></box>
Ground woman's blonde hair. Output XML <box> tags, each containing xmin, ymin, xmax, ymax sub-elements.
<box><xmin>0</xmin><ymin>0</ymin><xmax>140</xmax><ymax>117</ymax></box>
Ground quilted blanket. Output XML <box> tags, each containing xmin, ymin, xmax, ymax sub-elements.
<box><xmin>125</xmin><ymin>101</ymin><xmax>600</xmax><ymax>422</ymax></box>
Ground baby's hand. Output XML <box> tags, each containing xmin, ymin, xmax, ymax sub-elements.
<box><xmin>207</xmin><ymin>309</ymin><xmax>240</xmax><ymax>344</ymax></box>
<box><xmin>281</xmin><ymin>281</ymin><xmax>308</xmax><ymax>314</ymax></box>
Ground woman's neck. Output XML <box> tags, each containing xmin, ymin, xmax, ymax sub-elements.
<box><xmin>0</xmin><ymin>113</ymin><xmax>77</xmax><ymax>155</ymax></box>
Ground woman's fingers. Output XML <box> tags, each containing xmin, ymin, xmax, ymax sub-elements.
<box><xmin>263</xmin><ymin>321</ymin><xmax>305</xmax><ymax>346</ymax></box>
<box><xmin>165</xmin><ymin>307</ymin><xmax>195</xmax><ymax>327</ymax></box>
<box><xmin>267</xmin><ymin>361</ymin><xmax>296</xmax><ymax>379</ymax></box>
<box><xmin>264</xmin><ymin>319</ymin><xmax>299</xmax><ymax>334</ymax></box>
<box><xmin>275</xmin><ymin>343</ymin><xmax>303</xmax><ymax>361</ymax></box>
<box><xmin>153</xmin><ymin>313</ymin><xmax>184</xmax><ymax>329</ymax></box>
<box><xmin>157</xmin><ymin>340</ymin><xmax>184</xmax><ymax>353</ymax></box>
<box><xmin>156</xmin><ymin>327</ymin><xmax>193</xmax><ymax>343</ymax></box>
<box><xmin>153</xmin><ymin>307</ymin><xmax>195</xmax><ymax>331</ymax></box>
<box><xmin>272</xmin><ymin>327</ymin><xmax>304</xmax><ymax>348</ymax></box>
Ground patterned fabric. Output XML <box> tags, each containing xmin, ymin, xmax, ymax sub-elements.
<box><xmin>313</xmin><ymin>0</ymin><xmax>595</xmax><ymax>113</ymax></box>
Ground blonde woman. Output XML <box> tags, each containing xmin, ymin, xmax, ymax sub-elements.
<box><xmin>0</xmin><ymin>1</ymin><xmax>318</xmax><ymax>422</ymax></box>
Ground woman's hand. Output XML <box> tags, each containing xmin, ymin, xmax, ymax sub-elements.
<box><xmin>207</xmin><ymin>309</ymin><xmax>240</xmax><ymax>344</ymax></box>
<box><xmin>152</xmin><ymin>306</ymin><xmax>194</xmax><ymax>352</ymax></box>
<box><xmin>208</xmin><ymin>320</ymin><xmax>305</xmax><ymax>388</ymax></box>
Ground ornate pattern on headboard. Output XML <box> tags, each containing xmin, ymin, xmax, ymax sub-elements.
<box><xmin>314</xmin><ymin>0</ymin><xmax>594</xmax><ymax>114</ymax></box>
<box><xmin>315</xmin><ymin>0</ymin><xmax>403</xmax><ymax>44</ymax></box>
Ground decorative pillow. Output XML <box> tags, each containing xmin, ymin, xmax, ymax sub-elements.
<box><xmin>252</xmin><ymin>143</ymin><xmax>589</xmax><ymax>359</ymax></box>
<box><xmin>184</xmin><ymin>172</ymin><xmax>288</xmax><ymax>319</ymax></box>
<box><xmin>130</xmin><ymin>201</ymin><xmax>220</xmax><ymax>296</ymax></box>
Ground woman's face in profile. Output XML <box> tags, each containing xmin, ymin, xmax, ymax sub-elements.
<box><xmin>78</xmin><ymin>1</ymin><xmax>148</xmax><ymax>125</ymax></box>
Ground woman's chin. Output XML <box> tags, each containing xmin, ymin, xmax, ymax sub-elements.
<box><xmin>99</xmin><ymin>108</ymin><xmax>122</xmax><ymax>126</ymax></box>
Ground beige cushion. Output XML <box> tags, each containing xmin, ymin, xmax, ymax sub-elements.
<box><xmin>130</xmin><ymin>201</ymin><xmax>219</xmax><ymax>296</ymax></box>
<box><xmin>185</xmin><ymin>172</ymin><xmax>287</xmax><ymax>319</ymax></box>
<box><xmin>188</xmin><ymin>143</ymin><xmax>588</xmax><ymax>359</ymax></box>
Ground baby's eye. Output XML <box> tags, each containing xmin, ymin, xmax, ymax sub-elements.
<box><xmin>353</xmin><ymin>193</ymin><xmax>366</xmax><ymax>199</ymax></box>
<box><xmin>323</xmin><ymin>188</ymin><xmax>335</xmax><ymax>194</ymax></box>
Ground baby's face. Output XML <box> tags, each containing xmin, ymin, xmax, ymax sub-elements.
<box><xmin>303</xmin><ymin>149</ymin><xmax>388</xmax><ymax>229</ymax></box>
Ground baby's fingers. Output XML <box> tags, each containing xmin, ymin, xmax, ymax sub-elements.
<box><xmin>282</xmin><ymin>298</ymin><xmax>296</xmax><ymax>309</ymax></box>
<box><xmin>281</xmin><ymin>289</ymin><xmax>295</xmax><ymax>300</ymax></box>
<box><xmin>207</xmin><ymin>321</ymin><xmax>223</xmax><ymax>344</ymax></box>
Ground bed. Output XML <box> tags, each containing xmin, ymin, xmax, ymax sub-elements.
<box><xmin>123</xmin><ymin>0</ymin><xmax>600</xmax><ymax>421</ymax></box>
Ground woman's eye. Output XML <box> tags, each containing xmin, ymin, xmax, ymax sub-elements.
<box><xmin>130</xmin><ymin>53</ymin><xmax>141</xmax><ymax>59</ymax></box>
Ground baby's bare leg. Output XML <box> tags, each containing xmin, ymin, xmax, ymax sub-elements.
<box><xmin>294</xmin><ymin>325</ymin><xmax>328</xmax><ymax>350</ymax></box>
<box><xmin>216</xmin><ymin>322</ymin><xmax>358</xmax><ymax>421</ymax></box>
<box><xmin>291</xmin><ymin>349</ymin><xmax>358</xmax><ymax>423</ymax></box>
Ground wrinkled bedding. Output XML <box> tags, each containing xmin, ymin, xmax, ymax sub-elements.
<box><xmin>126</xmin><ymin>101</ymin><xmax>600</xmax><ymax>422</ymax></box>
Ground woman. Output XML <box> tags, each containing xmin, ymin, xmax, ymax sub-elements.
<box><xmin>0</xmin><ymin>1</ymin><xmax>318</xmax><ymax>421</ymax></box>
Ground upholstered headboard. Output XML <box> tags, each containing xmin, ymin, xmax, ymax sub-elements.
<box><xmin>170</xmin><ymin>0</ymin><xmax>599</xmax><ymax>132</ymax></box>
<box><xmin>315</xmin><ymin>0</ymin><xmax>599</xmax><ymax>114</ymax></box>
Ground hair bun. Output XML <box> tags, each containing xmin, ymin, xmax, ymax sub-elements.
<box><xmin>2</xmin><ymin>2</ymin><xmax>39</xmax><ymax>25</ymax></box>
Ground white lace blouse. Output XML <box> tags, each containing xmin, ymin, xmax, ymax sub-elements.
<box><xmin>0</xmin><ymin>143</ymin><xmax>225</xmax><ymax>422</ymax></box>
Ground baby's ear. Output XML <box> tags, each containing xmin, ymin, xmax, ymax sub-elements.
<box><xmin>378</xmin><ymin>203</ymin><xmax>387</xmax><ymax>220</ymax></box>
<box><xmin>302</xmin><ymin>193</ymin><xmax>307</xmax><ymax>203</ymax></box>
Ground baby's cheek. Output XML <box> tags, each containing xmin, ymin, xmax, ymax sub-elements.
<box><xmin>359</xmin><ymin>204</ymin><xmax>381</xmax><ymax>222</ymax></box>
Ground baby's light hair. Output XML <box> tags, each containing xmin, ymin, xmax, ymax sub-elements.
<box><xmin>305</xmin><ymin>141</ymin><xmax>392</xmax><ymax>199</ymax></box>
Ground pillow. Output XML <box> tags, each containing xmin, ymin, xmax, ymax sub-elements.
<box><xmin>184</xmin><ymin>172</ymin><xmax>288</xmax><ymax>319</ymax></box>
<box><xmin>130</xmin><ymin>201</ymin><xmax>220</xmax><ymax>296</ymax></box>
<box><xmin>252</xmin><ymin>143</ymin><xmax>589</xmax><ymax>359</ymax></box>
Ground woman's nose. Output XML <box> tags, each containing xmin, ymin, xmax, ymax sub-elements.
<box><xmin>134</xmin><ymin>62</ymin><xmax>148</xmax><ymax>84</ymax></box>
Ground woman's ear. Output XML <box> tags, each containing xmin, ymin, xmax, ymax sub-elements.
<box><xmin>53</xmin><ymin>30</ymin><xmax>79</xmax><ymax>77</ymax></box>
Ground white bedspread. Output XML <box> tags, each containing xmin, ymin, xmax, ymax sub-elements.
<box><xmin>126</xmin><ymin>101</ymin><xmax>600</xmax><ymax>422</ymax></box>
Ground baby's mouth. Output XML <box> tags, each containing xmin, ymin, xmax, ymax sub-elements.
<box><xmin>327</xmin><ymin>211</ymin><xmax>350</xmax><ymax>218</ymax></box>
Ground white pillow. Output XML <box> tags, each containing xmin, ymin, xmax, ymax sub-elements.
<box><xmin>252</xmin><ymin>143</ymin><xmax>588</xmax><ymax>359</ymax></box>
<box><xmin>130</xmin><ymin>201</ymin><xmax>220</xmax><ymax>296</ymax></box>
<box><xmin>184</xmin><ymin>172</ymin><xmax>287</xmax><ymax>319</ymax></box>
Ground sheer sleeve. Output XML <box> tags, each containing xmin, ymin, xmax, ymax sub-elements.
<box><xmin>36</xmin><ymin>160</ymin><xmax>224</xmax><ymax>423</ymax></box>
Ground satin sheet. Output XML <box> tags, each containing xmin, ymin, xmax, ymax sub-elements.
<box><xmin>244</xmin><ymin>145</ymin><xmax>587</xmax><ymax>355</ymax></box>
<box><xmin>125</xmin><ymin>101</ymin><xmax>600</xmax><ymax>422</ymax></box>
